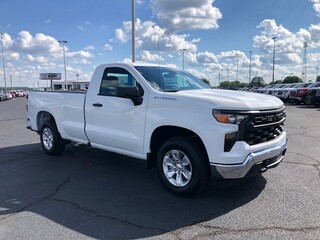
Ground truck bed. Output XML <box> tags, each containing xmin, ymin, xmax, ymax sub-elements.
<box><xmin>28</xmin><ymin>91</ymin><xmax>88</xmax><ymax>144</ymax></box>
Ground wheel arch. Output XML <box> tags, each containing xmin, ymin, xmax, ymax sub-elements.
<box><xmin>148</xmin><ymin>125</ymin><xmax>209</xmax><ymax>169</ymax></box>
<box><xmin>36</xmin><ymin>111</ymin><xmax>56</xmax><ymax>131</ymax></box>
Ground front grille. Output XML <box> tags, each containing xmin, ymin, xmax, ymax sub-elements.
<box><xmin>241</xmin><ymin>108</ymin><xmax>286</xmax><ymax>146</ymax></box>
<box><xmin>245</xmin><ymin>125</ymin><xmax>284</xmax><ymax>145</ymax></box>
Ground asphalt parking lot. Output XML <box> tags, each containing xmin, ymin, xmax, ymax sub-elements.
<box><xmin>0</xmin><ymin>97</ymin><xmax>319</xmax><ymax>240</ymax></box>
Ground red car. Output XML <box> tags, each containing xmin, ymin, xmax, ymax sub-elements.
<box><xmin>288</xmin><ymin>82</ymin><xmax>320</xmax><ymax>104</ymax></box>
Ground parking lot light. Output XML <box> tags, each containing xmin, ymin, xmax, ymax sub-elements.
<box><xmin>0</xmin><ymin>32</ymin><xmax>7</xmax><ymax>91</ymax></box>
<box><xmin>58</xmin><ymin>40</ymin><xmax>68</xmax><ymax>89</ymax></box>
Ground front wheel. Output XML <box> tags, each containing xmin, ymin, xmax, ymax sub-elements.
<box><xmin>156</xmin><ymin>137</ymin><xmax>210</xmax><ymax>197</ymax></box>
<box><xmin>40</xmin><ymin>121</ymin><xmax>65</xmax><ymax>155</ymax></box>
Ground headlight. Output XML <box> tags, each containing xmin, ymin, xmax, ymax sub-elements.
<box><xmin>212</xmin><ymin>109</ymin><xmax>248</xmax><ymax>125</ymax></box>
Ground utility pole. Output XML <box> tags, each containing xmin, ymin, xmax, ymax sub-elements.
<box><xmin>58</xmin><ymin>40</ymin><xmax>68</xmax><ymax>89</ymax></box>
<box><xmin>249</xmin><ymin>51</ymin><xmax>252</xmax><ymax>84</ymax></box>
<box><xmin>272</xmin><ymin>37</ymin><xmax>276</xmax><ymax>83</ymax></box>
<box><xmin>303</xmin><ymin>42</ymin><xmax>308</xmax><ymax>83</ymax></box>
<box><xmin>236</xmin><ymin>59</ymin><xmax>239</xmax><ymax>82</ymax></box>
<box><xmin>132</xmin><ymin>0</ymin><xmax>136</xmax><ymax>63</ymax></box>
<box><xmin>0</xmin><ymin>32</ymin><xmax>7</xmax><ymax>91</ymax></box>
<box><xmin>180</xmin><ymin>48</ymin><xmax>187</xmax><ymax>69</ymax></box>
<box><xmin>227</xmin><ymin>65</ymin><xmax>230</xmax><ymax>81</ymax></box>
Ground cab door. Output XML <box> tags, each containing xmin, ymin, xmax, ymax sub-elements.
<box><xmin>85</xmin><ymin>66</ymin><xmax>147</xmax><ymax>158</ymax></box>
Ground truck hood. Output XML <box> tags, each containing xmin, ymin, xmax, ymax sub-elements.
<box><xmin>174</xmin><ymin>89</ymin><xmax>284</xmax><ymax>110</ymax></box>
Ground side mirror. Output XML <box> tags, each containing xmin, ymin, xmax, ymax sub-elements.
<box><xmin>116</xmin><ymin>86</ymin><xmax>143</xmax><ymax>106</ymax></box>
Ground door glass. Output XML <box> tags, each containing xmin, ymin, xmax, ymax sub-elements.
<box><xmin>99</xmin><ymin>67</ymin><xmax>137</xmax><ymax>96</ymax></box>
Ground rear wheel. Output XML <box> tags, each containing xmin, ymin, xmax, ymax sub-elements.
<box><xmin>156</xmin><ymin>137</ymin><xmax>210</xmax><ymax>197</ymax></box>
<box><xmin>40</xmin><ymin>120</ymin><xmax>65</xmax><ymax>155</ymax></box>
<box><xmin>304</xmin><ymin>96</ymin><xmax>311</xmax><ymax>105</ymax></box>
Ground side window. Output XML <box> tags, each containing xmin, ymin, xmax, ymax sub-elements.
<box><xmin>99</xmin><ymin>67</ymin><xmax>137</xmax><ymax>96</ymax></box>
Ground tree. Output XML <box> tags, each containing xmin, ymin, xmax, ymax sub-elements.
<box><xmin>250</xmin><ymin>77</ymin><xmax>265</xmax><ymax>87</ymax></box>
<box><xmin>219</xmin><ymin>81</ymin><xmax>249</xmax><ymax>89</ymax></box>
<box><xmin>283</xmin><ymin>76</ymin><xmax>302</xmax><ymax>83</ymax></box>
<box><xmin>317</xmin><ymin>76</ymin><xmax>320</xmax><ymax>82</ymax></box>
<box><xmin>201</xmin><ymin>78</ymin><xmax>211</xmax><ymax>86</ymax></box>
<box><xmin>273</xmin><ymin>80</ymin><xmax>283</xmax><ymax>84</ymax></box>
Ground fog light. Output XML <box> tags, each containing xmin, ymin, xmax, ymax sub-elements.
<box><xmin>224</xmin><ymin>132</ymin><xmax>238</xmax><ymax>152</ymax></box>
<box><xmin>225</xmin><ymin>132</ymin><xmax>238</xmax><ymax>140</ymax></box>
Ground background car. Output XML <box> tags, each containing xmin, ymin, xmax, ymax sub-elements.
<box><xmin>288</xmin><ymin>82</ymin><xmax>317</xmax><ymax>104</ymax></box>
<box><xmin>0</xmin><ymin>91</ymin><xmax>7</xmax><ymax>101</ymax></box>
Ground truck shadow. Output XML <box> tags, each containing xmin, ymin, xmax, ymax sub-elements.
<box><xmin>0</xmin><ymin>143</ymin><xmax>266</xmax><ymax>239</ymax></box>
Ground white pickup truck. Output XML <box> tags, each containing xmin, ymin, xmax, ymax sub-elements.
<box><xmin>27</xmin><ymin>63</ymin><xmax>287</xmax><ymax>196</ymax></box>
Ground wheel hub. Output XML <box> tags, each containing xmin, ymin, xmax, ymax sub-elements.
<box><xmin>42</xmin><ymin>127</ymin><xmax>53</xmax><ymax>150</ymax></box>
<box><xmin>162</xmin><ymin>149</ymin><xmax>192</xmax><ymax>187</ymax></box>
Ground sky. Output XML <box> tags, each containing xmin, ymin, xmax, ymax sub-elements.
<box><xmin>0</xmin><ymin>0</ymin><xmax>320</xmax><ymax>88</ymax></box>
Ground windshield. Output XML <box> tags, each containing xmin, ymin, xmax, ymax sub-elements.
<box><xmin>134</xmin><ymin>66</ymin><xmax>210</xmax><ymax>92</ymax></box>
<box><xmin>307</xmin><ymin>82</ymin><xmax>320</xmax><ymax>88</ymax></box>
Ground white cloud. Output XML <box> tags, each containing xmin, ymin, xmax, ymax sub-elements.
<box><xmin>310</xmin><ymin>0</ymin><xmax>320</xmax><ymax>16</ymax></box>
<box><xmin>0</xmin><ymin>32</ymin><xmax>14</xmax><ymax>49</ymax></box>
<box><xmin>150</xmin><ymin>0</ymin><xmax>222</xmax><ymax>32</ymax></box>
<box><xmin>218</xmin><ymin>50</ymin><xmax>248</xmax><ymax>61</ymax></box>
<box><xmin>121</xmin><ymin>58</ymin><xmax>133</xmax><ymax>64</ymax></box>
<box><xmin>84</xmin><ymin>45</ymin><xmax>95</xmax><ymax>50</ymax></box>
<box><xmin>252</xmin><ymin>19</ymin><xmax>317</xmax><ymax>65</ymax></box>
<box><xmin>78</xmin><ymin>25</ymin><xmax>84</xmax><ymax>31</ymax></box>
<box><xmin>191</xmin><ymin>38</ymin><xmax>201</xmax><ymax>43</ymax></box>
<box><xmin>309</xmin><ymin>24</ymin><xmax>320</xmax><ymax>46</ymax></box>
<box><xmin>140</xmin><ymin>50</ymin><xmax>163</xmax><ymax>62</ymax></box>
<box><xmin>7</xmin><ymin>52</ymin><xmax>20</xmax><ymax>61</ymax></box>
<box><xmin>115</xmin><ymin>28</ymin><xmax>128</xmax><ymax>43</ymax></box>
<box><xmin>115</xmin><ymin>19</ymin><xmax>198</xmax><ymax>53</ymax></box>
<box><xmin>44</xmin><ymin>19</ymin><xmax>51</xmax><ymax>24</ymax></box>
<box><xmin>186</xmin><ymin>51</ymin><xmax>218</xmax><ymax>67</ymax></box>
<box><xmin>67</xmin><ymin>50</ymin><xmax>94</xmax><ymax>64</ymax></box>
<box><xmin>14</xmin><ymin>31</ymin><xmax>61</xmax><ymax>56</ymax></box>
<box><xmin>26</xmin><ymin>54</ymin><xmax>47</xmax><ymax>63</ymax></box>
<box><xmin>186</xmin><ymin>68</ymin><xmax>208</xmax><ymax>80</ymax></box>
<box><xmin>104</xmin><ymin>43</ymin><xmax>113</xmax><ymax>51</ymax></box>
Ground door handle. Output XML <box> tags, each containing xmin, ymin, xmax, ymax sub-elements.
<box><xmin>92</xmin><ymin>103</ymin><xmax>103</xmax><ymax>107</ymax></box>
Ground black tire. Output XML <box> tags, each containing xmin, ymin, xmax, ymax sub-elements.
<box><xmin>40</xmin><ymin>120</ymin><xmax>65</xmax><ymax>155</ymax></box>
<box><xmin>304</xmin><ymin>96</ymin><xmax>311</xmax><ymax>105</ymax></box>
<box><xmin>156</xmin><ymin>137</ymin><xmax>210</xmax><ymax>197</ymax></box>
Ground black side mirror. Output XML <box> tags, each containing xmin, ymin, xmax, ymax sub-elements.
<box><xmin>116</xmin><ymin>86</ymin><xmax>143</xmax><ymax>106</ymax></box>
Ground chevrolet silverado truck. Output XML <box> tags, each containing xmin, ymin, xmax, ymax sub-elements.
<box><xmin>27</xmin><ymin>63</ymin><xmax>287</xmax><ymax>196</ymax></box>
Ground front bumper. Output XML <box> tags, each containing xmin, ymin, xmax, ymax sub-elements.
<box><xmin>210</xmin><ymin>138</ymin><xmax>287</xmax><ymax>179</ymax></box>
<box><xmin>289</xmin><ymin>96</ymin><xmax>303</xmax><ymax>102</ymax></box>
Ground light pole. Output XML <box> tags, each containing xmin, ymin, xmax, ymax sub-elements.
<box><xmin>76</xmin><ymin>74</ymin><xmax>79</xmax><ymax>81</ymax></box>
<box><xmin>180</xmin><ymin>48</ymin><xmax>187</xmax><ymax>69</ymax></box>
<box><xmin>249</xmin><ymin>51</ymin><xmax>252</xmax><ymax>84</ymax></box>
<box><xmin>132</xmin><ymin>0</ymin><xmax>136</xmax><ymax>63</ymax></box>
<box><xmin>0</xmin><ymin>32</ymin><xmax>7</xmax><ymax>91</ymax></box>
<box><xmin>272</xmin><ymin>37</ymin><xmax>276</xmax><ymax>83</ymax></box>
<box><xmin>236</xmin><ymin>59</ymin><xmax>239</xmax><ymax>82</ymax></box>
<box><xmin>58</xmin><ymin>40</ymin><xmax>68</xmax><ymax>89</ymax></box>
<box><xmin>303</xmin><ymin>42</ymin><xmax>308</xmax><ymax>83</ymax></box>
